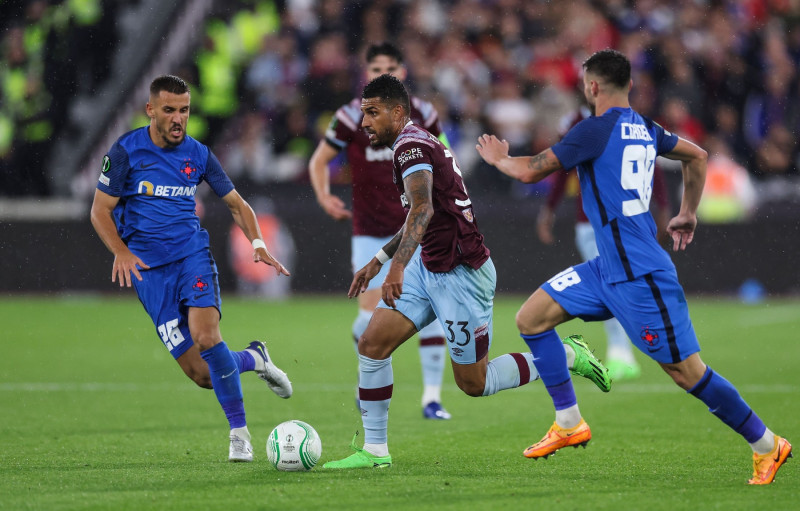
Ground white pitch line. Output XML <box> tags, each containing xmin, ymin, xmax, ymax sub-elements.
<box><xmin>0</xmin><ymin>382</ymin><xmax>797</xmax><ymax>394</ymax></box>
<box><xmin>737</xmin><ymin>305</ymin><xmax>800</xmax><ymax>327</ymax></box>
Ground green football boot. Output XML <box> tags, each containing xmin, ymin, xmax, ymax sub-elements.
<box><xmin>322</xmin><ymin>432</ymin><xmax>392</xmax><ymax>469</ymax></box>
<box><xmin>563</xmin><ymin>334</ymin><xmax>612</xmax><ymax>392</ymax></box>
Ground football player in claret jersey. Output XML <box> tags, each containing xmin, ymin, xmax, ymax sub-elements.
<box><xmin>323</xmin><ymin>74</ymin><xmax>610</xmax><ymax>470</ymax></box>
<box><xmin>477</xmin><ymin>49</ymin><xmax>791</xmax><ymax>484</ymax></box>
<box><xmin>90</xmin><ymin>75</ymin><xmax>293</xmax><ymax>463</ymax></box>
<box><xmin>309</xmin><ymin>42</ymin><xmax>452</xmax><ymax>420</ymax></box>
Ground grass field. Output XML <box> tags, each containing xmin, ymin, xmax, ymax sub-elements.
<box><xmin>1</xmin><ymin>294</ymin><xmax>797</xmax><ymax>510</ymax></box>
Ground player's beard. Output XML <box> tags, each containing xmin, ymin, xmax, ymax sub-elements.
<box><xmin>160</xmin><ymin>122</ymin><xmax>185</xmax><ymax>147</ymax></box>
<box><xmin>370</xmin><ymin>126</ymin><xmax>395</xmax><ymax>147</ymax></box>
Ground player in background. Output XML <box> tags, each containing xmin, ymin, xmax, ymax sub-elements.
<box><xmin>90</xmin><ymin>75</ymin><xmax>293</xmax><ymax>463</ymax></box>
<box><xmin>477</xmin><ymin>49</ymin><xmax>791</xmax><ymax>484</ymax></box>
<box><xmin>536</xmin><ymin>106</ymin><xmax>672</xmax><ymax>381</ymax></box>
<box><xmin>324</xmin><ymin>74</ymin><xmax>611</xmax><ymax>470</ymax></box>
<box><xmin>309</xmin><ymin>42</ymin><xmax>451</xmax><ymax>420</ymax></box>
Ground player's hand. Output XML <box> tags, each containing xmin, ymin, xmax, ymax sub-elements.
<box><xmin>112</xmin><ymin>250</ymin><xmax>150</xmax><ymax>288</ymax></box>
<box><xmin>666</xmin><ymin>213</ymin><xmax>697</xmax><ymax>251</ymax></box>
<box><xmin>536</xmin><ymin>206</ymin><xmax>555</xmax><ymax>245</ymax></box>
<box><xmin>476</xmin><ymin>134</ymin><xmax>509</xmax><ymax>167</ymax></box>
<box><xmin>348</xmin><ymin>259</ymin><xmax>382</xmax><ymax>298</ymax></box>
<box><xmin>381</xmin><ymin>265</ymin><xmax>404</xmax><ymax>309</ymax></box>
<box><xmin>254</xmin><ymin>248</ymin><xmax>291</xmax><ymax>276</ymax></box>
<box><xmin>319</xmin><ymin>194</ymin><xmax>352</xmax><ymax>221</ymax></box>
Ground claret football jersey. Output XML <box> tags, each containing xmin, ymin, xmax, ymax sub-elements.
<box><xmin>96</xmin><ymin>127</ymin><xmax>235</xmax><ymax>267</ymax></box>
<box><xmin>325</xmin><ymin>96</ymin><xmax>443</xmax><ymax>237</ymax></box>
<box><xmin>391</xmin><ymin>122</ymin><xmax>489</xmax><ymax>273</ymax></box>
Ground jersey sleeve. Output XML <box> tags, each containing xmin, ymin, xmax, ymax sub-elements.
<box><xmin>204</xmin><ymin>150</ymin><xmax>235</xmax><ymax>197</ymax></box>
<box><xmin>96</xmin><ymin>140</ymin><xmax>130</xmax><ymax>197</ymax></box>
<box><xmin>395</xmin><ymin>140</ymin><xmax>433</xmax><ymax>180</ymax></box>
<box><xmin>551</xmin><ymin>118</ymin><xmax>608</xmax><ymax>171</ymax></box>
<box><xmin>653</xmin><ymin>121</ymin><xmax>679</xmax><ymax>155</ymax></box>
<box><xmin>324</xmin><ymin>104</ymin><xmax>359</xmax><ymax>151</ymax></box>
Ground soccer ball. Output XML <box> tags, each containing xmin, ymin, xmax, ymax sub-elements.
<box><xmin>266</xmin><ymin>420</ymin><xmax>322</xmax><ymax>471</ymax></box>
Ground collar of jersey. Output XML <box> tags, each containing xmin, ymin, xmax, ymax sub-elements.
<box><xmin>391</xmin><ymin>121</ymin><xmax>415</xmax><ymax>149</ymax></box>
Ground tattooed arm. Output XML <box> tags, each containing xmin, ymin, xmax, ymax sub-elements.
<box><xmin>476</xmin><ymin>134</ymin><xmax>563</xmax><ymax>183</ymax></box>
<box><xmin>380</xmin><ymin>170</ymin><xmax>434</xmax><ymax>307</ymax></box>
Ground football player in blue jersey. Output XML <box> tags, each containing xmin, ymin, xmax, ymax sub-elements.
<box><xmin>477</xmin><ymin>49</ymin><xmax>791</xmax><ymax>485</ymax></box>
<box><xmin>90</xmin><ymin>75</ymin><xmax>293</xmax><ymax>463</ymax></box>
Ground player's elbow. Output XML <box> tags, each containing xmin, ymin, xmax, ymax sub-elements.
<box><xmin>694</xmin><ymin>147</ymin><xmax>708</xmax><ymax>165</ymax></box>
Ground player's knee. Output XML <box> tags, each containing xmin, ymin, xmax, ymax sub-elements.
<box><xmin>357</xmin><ymin>335</ymin><xmax>391</xmax><ymax>359</ymax></box>
<box><xmin>515</xmin><ymin>309</ymin><xmax>545</xmax><ymax>335</ymax></box>
<box><xmin>455</xmin><ymin>377</ymin><xmax>485</xmax><ymax>397</ymax></box>
<box><xmin>193</xmin><ymin>332</ymin><xmax>221</xmax><ymax>352</ymax></box>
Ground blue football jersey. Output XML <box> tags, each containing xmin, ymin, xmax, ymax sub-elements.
<box><xmin>96</xmin><ymin>127</ymin><xmax>234</xmax><ymax>268</ymax></box>
<box><xmin>551</xmin><ymin>107</ymin><xmax>679</xmax><ymax>283</ymax></box>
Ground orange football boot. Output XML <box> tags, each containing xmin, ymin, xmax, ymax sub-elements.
<box><xmin>748</xmin><ymin>436</ymin><xmax>792</xmax><ymax>485</ymax></box>
<box><xmin>524</xmin><ymin>419</ymin><xmax>591</xmax><ymax>459</ymax></box>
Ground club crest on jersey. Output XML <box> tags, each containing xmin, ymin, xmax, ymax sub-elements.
<box><xmin>179</xmin><ymin>159</ymin><xmax>197</xmax><ymax>180</ymax></box>
<box><xmin>192</xmin><ymin>276</ymin><xmax>209</xmax><ymax>293</ymax></box>
<box><xmin>397</xmin><ymin>147</ymin><xmax>423</xmax><ymax>165</ymax></box>
<box><xmin>461</xmin><ymin>207</ymin><xmax>474</xmax><ymax>223</ymax></box>
<box><xmin>640</xmin><ymin>326</ymin><xmax>659</xmax><ymax>350</ymax></box>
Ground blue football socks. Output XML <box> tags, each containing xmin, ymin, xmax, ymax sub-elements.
<box><xmin>201</xmin><ymin>341</ymin><xmax>246</xmax><ymax>429</ymax></box>
<box><xmin>688</xmin><ymin>366</ymin><xmax>766</xmax><ymax>443</ymax></box>
<box><xmin>522</xmin><ymin>330</ymin><xmax>576</xmax><ymax>410</ymax></box>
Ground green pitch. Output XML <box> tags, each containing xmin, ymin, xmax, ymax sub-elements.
<box><xmin>1</xmin><ymin>295</ymin><xmax>797</xmax><ymax>510</ymax></box>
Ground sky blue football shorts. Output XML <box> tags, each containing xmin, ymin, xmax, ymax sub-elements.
<box><xmin>542</xmin><ymin>258</ymin><xmax>700</xmax><ymax>364</ymax></box>
<box><xmin>377</xmin><ymin>256</ymin><xmax>496</xmax><ymax>365</ymax></box>
<box><xmin>352</xmin><ymin>235</ymin><xmax>395</xmax><ymax>291</ymax></box>
<box><xmin>133</xmin><ymin>248</ymin><xmax>221</xmax><ymax>359</ymax></box>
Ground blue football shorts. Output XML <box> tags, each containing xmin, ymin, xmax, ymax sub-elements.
<box><xmin>541</xmin><ymin>258</ymin><xmax>700</xmax><ymax>364</ymax></box>
<box><xmin>377</xmin><ymin>256</ymin><xmax>496</xmax><ymax>365</ymax></box>
<box><xmin>132</xmin><ymin>248</ymin><xmax>222</xmax><ymax>360</ymax></box>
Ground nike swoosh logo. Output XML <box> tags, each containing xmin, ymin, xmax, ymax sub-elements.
<box><xmin>773</xmin><ymin>445</ymin><xmax>782</xmax><ymax>463</ymax></box>
<box><xmin>221</xmin><ymin>370</ymin><xmax>236</xmax><ymax>379</ymax></box>
<box><xmin>140</xmin><ymin>161</ymin><xmax>157</xmax><ymax>169</ymax></box>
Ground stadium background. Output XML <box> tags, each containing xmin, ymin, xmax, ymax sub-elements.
<box><xmin>1</xmin><ymin>0</ymin><xmax>799</xmax><ymax>296</ymax></box>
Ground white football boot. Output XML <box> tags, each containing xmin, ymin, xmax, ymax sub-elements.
<box><xmin>247</xmin><ymin>340</ymin><xmax>293</xmax><ymax>398</ymax></box>
<box><xmin>229</xmin><ymin>427</ymin><xmax>253</xmax><ymax>462</ymax></box>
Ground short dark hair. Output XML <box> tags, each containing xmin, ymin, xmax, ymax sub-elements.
<box><xmin>362</xmin><ymin>74</ymin><xmax>410</xmax><ymax>113</ymax></box>
<box><xmin>366</xmin><ymin>42</ymin><xmax>403</xmax><ymax>65</ymax></box>
<box><xmin>583</xmin><ymin>49</ymin><xmax>631</xmax><ymax>89</ymax></box>
<box><xmin>149</xmin><ymin>75</ymin><xmax>190</xmax><ymax>96</ymax></box>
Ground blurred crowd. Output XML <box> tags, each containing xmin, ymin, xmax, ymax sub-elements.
<box><xmin>0</xmin><ymin>0</ymin><xmax>117</xmax><ymax>196</ymax></box>
<box><xmin>2</xmin><ymin>0</ymin><xmax>799</xmax><ymax>205</ymax></box>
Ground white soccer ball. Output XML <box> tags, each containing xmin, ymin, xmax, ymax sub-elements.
<box><xmin>266</xmin><ymin>420</ymin><xmax>322</xmax><ymax>471</ymax></box>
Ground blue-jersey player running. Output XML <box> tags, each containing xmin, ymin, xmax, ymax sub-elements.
<box><xmin>90</xmin><ymin>75</ymin><xmax>293</xmax><ymax>463</ymax></box>
<box><xmin>477</xmin><ymin>49</ymin><xmax>791</xmax><ymax>485</ymax></box>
